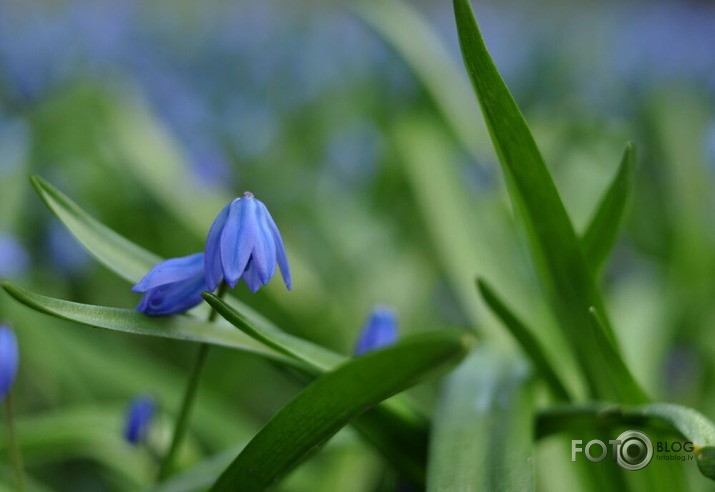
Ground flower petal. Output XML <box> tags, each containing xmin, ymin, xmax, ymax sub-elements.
<box><xmin>132</xmin><ymin>253</ymin><xmax>205</xmax><ymax>293</ymax></box>
<box><xmin>205</xmin><ymin>203</ymin><xmax>231</xmax><ymax>291</ymax></box>
<box><xmin>251</xmin><ymin>201</ymin><xmax>277</xmax><ymax>284</ymax></box>
<box><xmin>262</xmin><ymin>204</ymin><xmax>291</xmax><ymax>290</ymax></box>
<box><xmin>242</xmin><ymin>260</ymin><xmax>262</xmax><ymax>293</ymax></box>
<box><xmin>136</xmin><ymin>271</ymin><xmax>206</xmax><ymax>316</ymax></box>
<box><xmin>220</xmin><ymin>197</ymin><xmax>257</xmax><ymax>288</ymax></box>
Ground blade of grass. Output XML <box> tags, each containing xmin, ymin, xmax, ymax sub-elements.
<box><xmin>477</xmin><ymin>278</ymin><xmax>571</xmax><ymax>401</ymax></box>
<box><xmin>587</xmin><ymin>308</ymin><xmax>648</xmax><ymax>403</ymax></box>
<box><xmin>203</xmin><ymin>291</ymin><xmax>431</xmax><ymax>484</ymax></box>
<box><xmin>453</xmin><ymin>0</ymin><xmax>621</xmax><ymax>397</ymax></box>
<box><xmin>0</xmin><ymin>281</ymin><xmax>293</xmax><ymax>365</ymax></box>
<box><xmin>209</xmin><ymin>331</ymin><xmax>474</xmax><ymax>491</ymax></box>
<box><xmin>202</xmin><ymin>292</ymin><xmax>343</xmax><ymax>373</ymax></box>
<box><xmin>581</xmin><ymin>143</ymin><xmax>635</xmax><ymax>276</ymax></box>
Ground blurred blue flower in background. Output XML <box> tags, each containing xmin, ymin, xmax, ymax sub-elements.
<box><xmin>123</xmin><ymin>395</ymin><xmax>155</xmax><ymax>445</ymax></box>
<box><xmin>205</xmin><ymin>193</ymin><xmax>291</xmax><ymax>292</ymax></box>
<box><xmin>0</xmin><ymin>324</ymin><xmax>19</xmax><ymax>401</ymax></box>
<box><xmin>0</xmin><ymin>233</ymin><xmax>30</xmax><ymax>279</ymax></box>
<box><xmin>132</xmin><ymin>253</ymin><xmax>207</xmax><ymax>316</ymax></box>
<box><xmin>354</xmin><ymin>306</ymin><xmax>399</xmax><ymax>356</ymax></box>
<box><xmin>45</xmin><ymin>220</ymin><xmax>91</xmax><ymax>275</ymax></box>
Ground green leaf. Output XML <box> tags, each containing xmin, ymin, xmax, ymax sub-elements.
<box><xmin>427</xmin><ymin>348</ymin><xmax>534</xmax><ymax>491</ymax></box>
<box><xmin>537</xmin><ymin>402</ymin><xmax>715</xmax><ymax>481</ymax></box>
<box><xmin>477</xmin><ymin>278</ymin><xmax>571</xmax><ymax>401</ymax></box>
<box><xmin>453</xmin><ymin>0</ymin><xmax>620</xmax><ymax>396</ymax></box>
<box><xmin>349</xmin><ymin>404</ymin><xmax>429</xmax><ymax>486</ymax></box>
<box><xmin>0</xmin><ymin>281</ymin><xmax>293</xmax><ymax>365</ymax></box>
<box><xmin>209</xmin><ymin>331</ymin><xmax>474</xmax><ymax>491</ymax></box>
<box><xmin>30</xmin><ymin>174</ymin><xmax>160</xmax><ymax>284</ymax></box>
<box><xmin>203</xmin><ymin>291</ymin><xmax>431</xmax><ymax>485</ymax></box>
<box><xmin>202</xmin><ymin>292</ymin><xmax>344</xmax><ymax>374</ymax></box>
<box><xmin>587</xmin><ymin>308</ymin><xmax>648</xmax><ymax>404</ymax></box>
<box><xmin>581</xmin><ymin>144</ymin><xmax>635</xmax><ymax>275</ymax></box>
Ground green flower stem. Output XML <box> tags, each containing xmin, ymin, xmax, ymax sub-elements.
<box><xmin>4</xmin><ymin>393</ymin><xmax>26</xmax><ymax>492</ymax></box>
<box><xmin>157</xmin><ymin>282</ymin><xmax>228</xmax><ymax>481</ymax></box>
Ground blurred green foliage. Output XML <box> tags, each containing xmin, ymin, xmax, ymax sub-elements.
<box><xmin>1</xmin><ymin>0</ymin><xmax>715</xmax><ymax>490</ymax></box>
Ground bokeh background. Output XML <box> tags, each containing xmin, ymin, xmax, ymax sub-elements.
<box><xmin>1</xmin><ymin>0</ymin><xmax>714</xmax><ymax>490</ymax></box>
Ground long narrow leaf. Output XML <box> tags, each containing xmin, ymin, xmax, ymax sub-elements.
<box><xmin>202</xmin><ymin>292</ymin><xmax>343</xmax><ymax>373</ymax></box>
<box><xmin>0</xmin><ymin>281</ymin><xmax>292</xmax><ymax>365</ymax></box>
<box><xmin>427</xmin><ymin>349</ymin><xmax>534</xmax><ymax>491</ymax></box>
<box><xmin>537</xmin><ymin>402</ymin><xmax>715</xmax><ymax>481</ymax></box>
<box><xmin>587</xmin><ymin>308</ymin><xmax>648</xmax><ymax>404</ymax></box>
<box><xmin>203</xmin><ymin>291</ymin><xmax>432</xmax><ymax>485</ymax></box>
<box><xmin>453</xmin><ymin>0</ymin><xmax>620</xmax><ymax>396</ymax></box>
<box><xmin>30</xmin><ymin>174</ymin><xmax>160</xmax><ymax>283</ymax></box>
<box><xmin>581</xmin><ymin>144</ymin><xmax>635</xmax><ymax>275</ymax></box>
<box><xmin>477</xmin><ymin>278</ymin><xmax>571</xmax><ymax>401</ymax></box>
<box><xmin>210</xmin><ymin>331</ymin><xmax>474</xmax><ymax>491</ymax></box>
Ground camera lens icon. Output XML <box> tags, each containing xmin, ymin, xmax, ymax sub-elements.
<box><xmin>616</xmin><ymin>430</ymin><xmax>653</xmax><ymax>470</ymax></box>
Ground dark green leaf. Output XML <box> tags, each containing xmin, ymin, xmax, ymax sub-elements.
<box><xmin>203</xmin><ymin>291</ymin><xmax>431</xmax><ymax>485</ymax></box>
<box><xmin>453</xmin><ymin>0</ymin><xmax>621</xmax><ymax>396</ymax></box>
<box><xmin>581</xmin><ymin>144</ymin><xmax>635</xmax><ymax>275</ymax></box>
<box><xmin>477</xmin><ymin>278</ymin><xmax>571</xmax><ymax>401</ymax></box>
<box><xmin>537</xmin><ymin>402</ymin><xmax>715</xmax><ymax>481</ymax></box>
<box><xmin>427</xmin><ymin>348</ymin><xmax>534</xmax><ymax>491</ymax></box>
<box><xmin>210</xmin><ymin>331</ymin><xmax>474</xmax><ymax>491</ymax></box>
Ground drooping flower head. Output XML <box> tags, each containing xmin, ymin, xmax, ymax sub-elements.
<box><xmin>124</xmin><ymin>395</ymin><xmax>156</xmax><ymax>445</ymax></box>
<box><xmin>354</xmin><ymin>306</ymin><xmax>399</xmax><ymax>356</ymax></box>
<box><xmin>205</xmin><ymin>192</ymin><xmax>291</xmax><ymax>293</ymax></box>
<box><xmin>0</xmin><ymin>324</ymin><xmax>19</xmax><ymax>401</ymax></box>
<box><xmin>132</xmin><ymin>253</ymin><xmax>207</xmax><ymax>316</ymax></box>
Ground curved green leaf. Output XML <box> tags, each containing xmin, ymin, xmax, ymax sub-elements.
<box><xmin>453</xmin><ymin>0</ymin><xmax>620</xmax><ymax>397</ymax></box>
<box><xmin>30</xmin><ymin>174</ymin><xmax>160</xmax><ymax>284</ymax></box>
<box><xmin>581</xmin><ymin>144</ymin><xmax>635</xmax><ymax>275</ymax></box>
<box><xmin>210</xmin><ymin>331</ymin><xmax>474</xmax><ymax>491</ymax></box>
<box><xmin>427</xmin><ymin>348</ymin><xmax>534</xmax><ymax>492</ymax></box>
<box><xmin>537</xmin><ymin>402</ymin><xmax>715</xmax><ymax>481</ymax></box>
<box><xmin>203</xmin><ymin>291</ymin><xmax>431</xmax><ymax>485</ymax></box>
<box><xmin>0</xmin><ymin>281</ymin><xmax>293</xmax><ymax>365</ymax></box>
<box><xmin>477</xmin><ymin>278</ymin><xmax>570</xmax><ymax>401</ymax></box>
<box><xmin>202</xmin><ymin>292</ymin><xmax>343</xmax><ymax>374</ymax></box>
